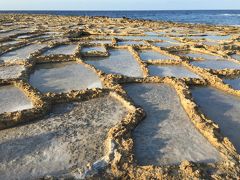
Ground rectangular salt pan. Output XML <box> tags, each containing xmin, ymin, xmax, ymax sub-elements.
<box><xmin>205</xmin><ymin>35</ymin><xmax>231</xmax><ymax>41</ymax></box>
<box><xmin>223</xmin><ymin>77</ymin><xmax>240</xmax><ymax>90</ymax></box>
<box><xmin>114</xmin><ymin>35</ymin><xmax>159</xmax><ymax>41</ymax></box>
<box><xmin>157</xmin><ymin>36</ymin><xmax>179</xmax><ymax>43</ymax></box>
<box><xmin>144</xmin><ymin>32</ymin><xmax>159</xmax><ymax>36</ymax></box>
<box><xmin>117</xmin><ymin>41</ymin><xmax>145</xmax><ymax>46</ymax></box>
<box><xmin>0</xmin><ymin>44</ymin><xmax>46</xmax><ymax>63</ymax></box>
<box><xmin>124</xmin><ymin>83</ymin><xmax>220</xmax><ymax>166</ymax></box>
<box><xmin>43</xmin><ymin>44</ymin><xmax>78</xmax><ymax>55</ymax></box>
<box><xmin>29</xmin><ymin>62</ymin><xmax>102</xmax><ymax>93</ymax></box>
<box><xmin>139</xmin><ymin>50</ymin><xmax>174</xmax><ymax>61</ymax></box>
<box><xmin>191</xmin><ymin>87</ymin><xmax>240</xmax><ymax>153</ymax></box>
<box><xmin>203</xmin><ymin>41</ymin><xmax>220</xmax><ymax>46</ymax></box>
<box><xmin>149</xmin><ymin>65</ymin><xmax>200</xmax><ymax>78</ymax></box>
<box><xmin>81</xmin><ymin>46</ymin><xmax>106</xmax><ymax>53</ymax></box>
<box><xmin>185</xmin><ymin>52</ymin><xmax>223</xmax><ymax>60</ymax></box>
<box><xmin>114</xmin><ymin>35</ymin><xmax>178</xmax><ymax>42</ymax></box>
<box><xmin>191</xmin><ymin>60</ymin><xmax>240</xmax><ymax>70</ymax></box>
<box><xmin>0</xmin><ymin>85</ymin><xmax>33</xmax><ymax>113</ymax></box>
<box><xmin>0</xmin><ymin>96</ymin><xmax>127</xmax><ymax>179</ymax></box>
<box><xmin>85</xmin><ymin>49</ymin><xmax>144</xmax><ymax>77</ymax></box>
<box><xmin>89</xmin><ymin>40</ymin><xmax>112</xmax><ymax>44</ymax></box>
<box><xmin>154</xmin><ymin>42</ymin><xmax>179</xmax><ymax>48</ymax></box>
<box><xmin>188</xmin><ymin>35</ymin><xmax>231</xmax><ymax>41</ymax></box>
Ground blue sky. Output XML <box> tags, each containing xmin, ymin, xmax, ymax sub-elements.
<box><xmin>0</xmin><ymin>0</ymin><xmax>240</xmax><ymax>10</ymax></box>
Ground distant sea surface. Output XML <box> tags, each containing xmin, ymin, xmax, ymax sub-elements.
<box><xmin>0</xmin><ymin>10</ymin><xmax>240</xmax><ymax>26</ymax></box>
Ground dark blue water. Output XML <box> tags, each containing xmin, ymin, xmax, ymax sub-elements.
<box><xmin>1</xmin><ymin>10</ymin><xmax>240</xmax><ymax>26</ymax></box>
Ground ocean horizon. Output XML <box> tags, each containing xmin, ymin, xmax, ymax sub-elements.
<box><xmin>0</xmin><ymin>5</ymin><xmax>240</xmax><ymax>178</ymax></box>
<box><xmin>0</xmin><ymin>10</ymin><xmax>240</xmax><ymax>26</ymax></box>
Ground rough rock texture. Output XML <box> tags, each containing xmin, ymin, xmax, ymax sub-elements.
<box><xmin>0</xmin><ymin>14</ymin><xmax>239</xmax><ymax>179</ymax></box>
<box><xmin>0</xmin><ymin>96</ymin><xmax>127</xmax><ymax>179</ymax></box>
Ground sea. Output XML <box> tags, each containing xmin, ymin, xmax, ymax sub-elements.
<box><xmin>0</xmin><ymin>10</ymin><xmax>240</xmax><ymax>26</ymax></box>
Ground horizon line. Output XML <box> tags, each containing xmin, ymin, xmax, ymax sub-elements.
<box><xmin>0</xmin><ymin>9</ymin><xmax>240</xmax><ymax>11</ymax></box>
